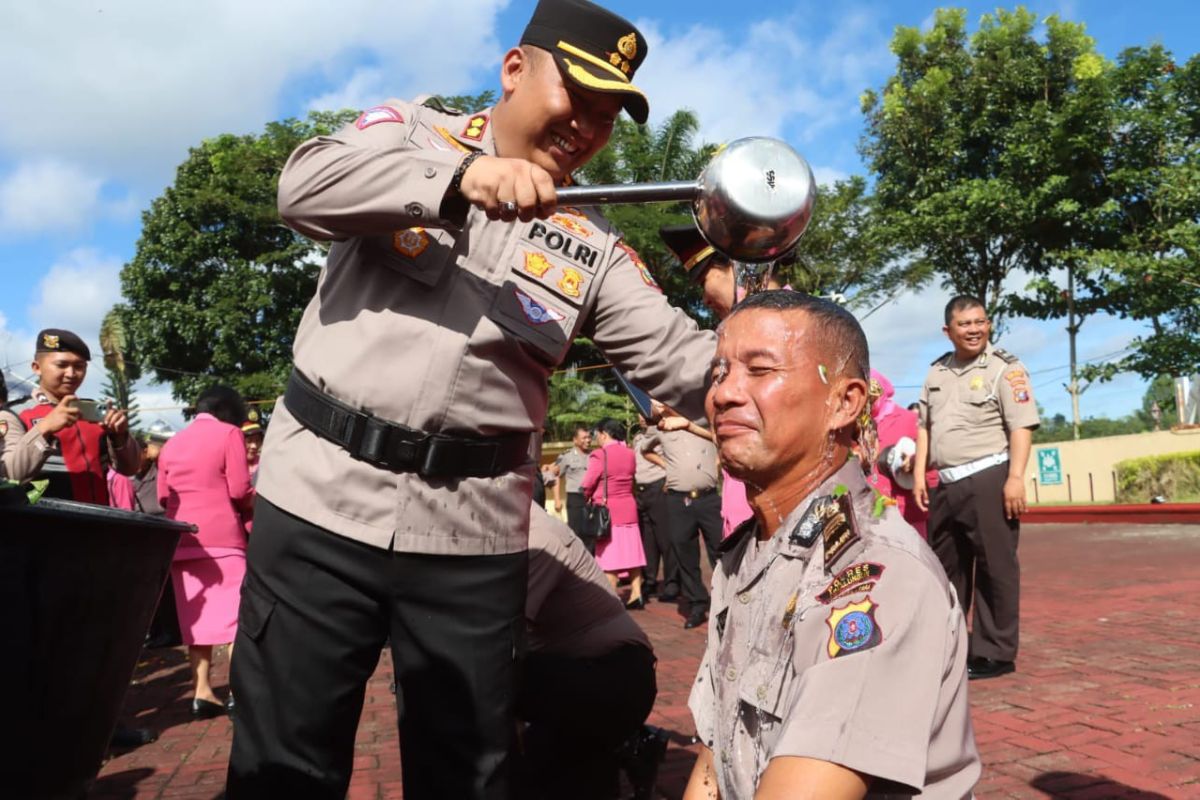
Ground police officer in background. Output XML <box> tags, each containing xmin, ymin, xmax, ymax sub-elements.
<box><xmin>640</xmin><ymin>402</ymin><xmax>723</xmax><ymax>628</ymax></box>
<box><xmin>228</xmin><ymin>1</ymin><xmax>715</xmax><ymax>797</ymax></box>
<box><xmin>913</xmin><ymin>295</ymin><xmax>1039</xmax><ymax>681</ymax></box>
<box><xmin>554</xmin><ymin>424</ymin><xmax>592</xmax><ymax>545</ymax></box>
<box><xmin>686</xmin><ymin>291</ymin><xmax>979</xmax><ymax>799</ymax></box>
<box><xmin>632</xmin><ymin>415</ymin><xmax>673</xmax><ymax>600</ymax></box>
<box><xmin>1</xmin><ymin>329</ymin><xmax>139</xmax><ymax>501</ymax></box>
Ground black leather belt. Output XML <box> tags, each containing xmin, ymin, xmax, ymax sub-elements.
<box><xmin>284</xmin><ymin>370</ymin><xmax>530</xmax><ymax>479</ymax></box>
<box><xmin>667</xmin><ymin>487</ymin><xmax>717</xmax><ymax>499</ymax></box>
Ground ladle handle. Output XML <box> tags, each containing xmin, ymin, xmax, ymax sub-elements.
<box><xmin>555</xmin><ymin>180</ymin><xmax>697</xmax><ymax>206</ymax></box>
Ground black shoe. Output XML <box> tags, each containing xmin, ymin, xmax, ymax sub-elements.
<box><xmin>192</xmin><ymin>698</ymin><xmax>227</xmax><ymax>719</ymax></box>
<box><xmin>225</xmin><ymin>694</ymin><xmax>236</xmax><ymax>714</ymax></box>
<box><xmin>110</xmin><ymin>724</ymin><xmax>157</xmax><ymax>748</ymax></box>
<box><xmin>619</xmin><ymin>724</ymin><xmax>669</xmax><ymax>800</ymax></box>
<box><xmin>658</xmin><ymin>590</ymin><xmax>679</xmax><ymax>603</ymax></box>
<box><xmin>967</xmin><ymin>657</ymin><xmax>1015</xmax><ymax>680</ymax></box>
<box><xmin>643</xmin><ymin>582</ymin><xmax>658</xmax><ymax>598</ymax></box>
<box><xmin>684</xmin><ymin>608</ymin><xmax>708</xmax><ymax>629</ymax></box>
<box><xmin>625</xmin><ymin>596</ymin><xmax>646</xmax><ymax>611</ymax></box>
<box><xmin>144</xmin><ymin>631</ymin><xmax>182</xmax><ymax>649</ymax></box>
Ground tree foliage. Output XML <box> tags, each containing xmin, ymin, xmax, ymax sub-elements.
<box><xmin>118</xmin><ymin>110</ymin><xmax>359</xmax><ymax>406</ymax></box>
<box><xmin>861</xmin><ymin>8</ymin><xmax>1114</xmax><ymax>319</ymax></box>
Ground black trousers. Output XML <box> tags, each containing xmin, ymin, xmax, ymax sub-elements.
<box><xmin>516</xmin><ymin>644</ymin><xmax>657</xmax><ymax>800</ymax></box>
<box><xmin>566</xmin><ymin>491</ymin><xmax>592</xmax><ymax>553</ymax></box>
<box><xmin>635</xmin><ymin>479</ymin><xmax>675</xmax><ymax>592</ymax></box>
<box><xmin>928</xmin><ymin>462</ymin><xmax>1021</xmax><ymax>661</ymax></box>
<box><xmin>666</xmin><ymin>491</ymin><xmax>723</xmax><ymax>611</ymax></box>
<box><xmin>227</xmin><ymin>499</ymin><xmax>527</xmax><ymax>800</ymax></box>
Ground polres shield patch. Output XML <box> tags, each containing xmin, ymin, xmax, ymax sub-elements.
<box><xmin>826</xmin><ymin>597</ymin><xmax>882</xmax><ymax>658</ymax></box>
<box><xmin>356</xmin><ymin>105</ymin><xmax>405</xmax><ymax>130</ymax></box>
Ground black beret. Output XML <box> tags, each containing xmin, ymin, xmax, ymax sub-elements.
<box><xmin>35</xmin><ymin>328</ymin><xmax>91</xmax><ymax>360</ymax></box>
<box><xmin>660</xmin><ymin>224</ymin><xmax>722</xmax><ymax>283</ymax></box>
<box><xmin>521</xmin><ymin>0</ymin><xmax>649</xmax><ymax>124</ymax></box>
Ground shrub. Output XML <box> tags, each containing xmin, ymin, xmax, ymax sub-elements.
<box><xmin>1114</xmin><ymin>450</ymin><xmax>1200</xmax><ymax>503</ymax></box>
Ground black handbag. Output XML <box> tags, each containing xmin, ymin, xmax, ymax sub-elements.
<box><xmin>585</xmin><ymin>450</ymin><xmax>613</xmax><ymax>542</ymax></box>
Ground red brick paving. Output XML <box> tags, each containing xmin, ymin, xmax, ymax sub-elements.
<box><xmin>93</xmin><ymin>522</ymin><xmax>1200</xmax><ymax>798</ymax></box>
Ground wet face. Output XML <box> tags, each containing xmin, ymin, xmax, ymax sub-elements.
<box><xmin>700</xmin><ymin>260</ymin><xmax>736</xmax><ymax>319</ymax></box>
<box><xmin>32</xmin><ymin>352</ymin><xmax>88</xmax><ymax>399</ymax></box>
<box><xmin>706</xmin><ymin>309</ymin><xmax>865</xmax><ymax>489</ymax></box>
<box><xmin>495</xmin><ymin>47</ymin><xmax>622</xmax><ymax>181</ymax></box>
<box><xmin>944</xmin><ymin>304</ymin><xmax>990</xmax><ymax>360</ymax></box>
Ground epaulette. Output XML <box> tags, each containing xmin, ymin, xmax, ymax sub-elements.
<box><xmin>418</xmin><ymin>95</ymin><xmax>464</xmax><ymax>115</ymax></box>
<box><xmin>931</xmin><ymin>351</ymin><xmax>953</xmax><ymax>366</ymax></box>
<box><xmin>992</xmin><ymin>348</ymin><xmax>1019</xmax><ymax>364</ymax></box>
<box><xmin>719</xmin><ymin>517</ymin><xmax>756</xmax><ymax>554</ymax></box>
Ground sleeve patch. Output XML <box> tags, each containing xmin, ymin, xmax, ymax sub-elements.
<box><xmin>355</xmin><ymin>105</ymin><xmax>405</xmax><ymax>130</ymax></box>
<box><xmin>826</xmin><ymin>597</ymin><xmax>883</xmax><ymax>658</ymax></box>
<box><xmin>818</xmin><ymin>562</ymin><xmax>885</xmax><ymax>604</ymax></box>
<box><xmin>615</xmin><ymin>239</ymin><xmax>660</xmax><ymax>291</ymax></box>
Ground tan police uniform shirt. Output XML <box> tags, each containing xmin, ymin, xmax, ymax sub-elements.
<box><xmin>632</xmin><ymin>428</ymin><xmax>665</xmax><ymax>485</ymax></box>
<box><xmin>918</xmin><ymin>343</ymin><xmax>1040</xmax><ymax>469</ymax></box>
<box><xmin>555</xmin><ymin>447</ymin><xmax>590</xmax><ymax>494</ymax></box>
<box><xmin>688</xmin><ymin>461</ymin><xmax>980</xmax><ymax>799</ymax></box>
<box><xmin>0</xmin><ymin>408</ymin><xmax>51</xmax><ymax>483</ymax></box>
<box><xmin>526</xmin><ymin>503</ymin><xmax>651</xmax><ymax>659</ymax></box>
<box><xmin>640</xmin><ymin>428</ymin><xmax>718</xmax><ymax>493</ymax></box>
<box><xmin>259</xmin><ymin>98</ymin><xmax>716</xmax><ymax>555</ymax></box>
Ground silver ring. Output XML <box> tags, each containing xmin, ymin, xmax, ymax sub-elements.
<box><xmin>501</xmin><ymin>201</ymin><xmax>517</xmax><ymax>214</ymax></box>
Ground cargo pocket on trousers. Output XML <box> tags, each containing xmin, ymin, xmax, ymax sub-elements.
<box><xmin>238</xmin><ymin>579</ymin><xmax>277</xmax><ymax>642</ymax></box>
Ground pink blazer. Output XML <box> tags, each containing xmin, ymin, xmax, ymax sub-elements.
<box><xmin>580</xmin><ymin>442</ymin><xmax>638</xmax><ymax>525</ymax></box>
<box><xmin>158</xmin><ymin>413</ymin><xmax>254</xmax><ymax>552</ymax></box>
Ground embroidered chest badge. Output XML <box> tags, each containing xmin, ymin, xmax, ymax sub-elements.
<box><xmin>550</xmin><ymin>213</ymin><xmax>592</xmax><ymax>239</ymax></box>
<box><xmin>524</xmin><ymin>251</ymin><xmax>553</xmax><ymax>278</ymax></box>
<box><xmin>514</xmin><ymin>289</ymin><xmax>565</xmax><ymax>325</ymax></box>
<box><xmin>969</xmin><ymin>375</ymin><xmax>984</xmax><ymax>391</ymax></box>
<box><xmin>0</xmin><ymin>419</ymin><xmax>7</xmax><ymax>437</ymax></box>
<box><xmin>461</xmin><ymin>114</ymin><xmax>488</xmax><ymax>141</ymax></box>
<box><xmin>817</xmin><ymin>562</ymin><xmax>885</xmax><ymax>604</ymax></box>
<box><xmin>355</xmin><ymin>106</ymin><xmax>405</xmax><ymax>130</ymax></box>
<box><xmin>393</xmin><ymin>227</ymin><xmax>429</xmax><ymax>258</ymax></box>
<box><xmin>558</xmin><ymin>267</ymin><xmax>584</xmax><ymax>298</ymax></box>
<box><xmin>826</xmin><ymin>597</ymin><xmax>882</xmax><ymax>658</ymax></box>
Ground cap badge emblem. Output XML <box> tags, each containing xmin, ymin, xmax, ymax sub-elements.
<box><xmin>618</xmin><ymin>33</ymin><xmax>637</xmax><ymax>60</ymax></box>
<box><xmin>43</xmin><ymin>334</ymin><xmax>60</xmax><ymax>349</ymax></box>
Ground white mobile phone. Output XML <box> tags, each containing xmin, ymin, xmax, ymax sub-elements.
<box><xmin>74</xmin><ymin>399</ymin><xmax>108</xmax><ymax>423</ymax></box>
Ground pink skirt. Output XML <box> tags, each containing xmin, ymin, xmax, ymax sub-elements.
<box><xmin>595</xmin><ymin>522</ymin><xmax>646</xmax><ymax>572</ymax></box>
<box><xmin>171</xmin><ymin>552</ymin><xmax>245</xmax><ymax>646</ymax></box>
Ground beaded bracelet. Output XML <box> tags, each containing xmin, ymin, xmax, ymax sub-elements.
<box><xmin>449</xmin><ymin>151</ymin><xmax>485</xmax><ymax>195</ymax></box>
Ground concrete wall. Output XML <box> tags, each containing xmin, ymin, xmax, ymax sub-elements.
<box><xmin>1025</xmin><ymin>427</ymin><xmax>1200</xmax><ymax>504</ymax></box>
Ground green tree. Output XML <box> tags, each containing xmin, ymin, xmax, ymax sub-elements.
<box><xmin>118</xmin><ymin>110</ymin><xmax>359</xmax><ymax>406</ymax></box>
<box><xmin>98</xmin><ymin>309</ymin><xmax>141</xmax><ymax>431</ymax></box>
<box><xmin>1079</xmin><ymin>48</ymin><xmax>1200</xmax><ymax>380</ymax></box>
<box><xmin>1138</xmin><ymin>374</ymin><xmax>1179</xmax><ymax>429</ymax></box>
<box><xmin>861</xmin><ymin>8</ymin><xmax>1115</xmax><ymax>319</ymax></box>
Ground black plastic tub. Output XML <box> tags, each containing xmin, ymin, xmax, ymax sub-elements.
<box><xmin>0</xmin><ymin>498</ymin><xmax>191</xmax><ymax>799</ymax></box>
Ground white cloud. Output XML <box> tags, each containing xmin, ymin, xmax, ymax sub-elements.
<box><xmin>0</xmin><ymin>159</ymin><xmax>104</xmax><ymax>235</ymax></box>
<box><xmin>0</xmin><ymin>0</ymin><xmax>508</xmax><ymax>185</ymax></box>
<box><xmin>812</xmin><ymin>165</ymin><xmax>851</xmax><ymax>187</ymax></box>
<box><xmin>28</xmin><ymin>247</ymin><xmax>124</xmax><ymax>345</ymax></box>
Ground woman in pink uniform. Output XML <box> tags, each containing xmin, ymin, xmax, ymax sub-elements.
<box><xmin>158</xmin><ymin>385</ymin><xmax>255</xmax><ymax>718</ymax></box>
<box><xmin>869</xmin><ymin>369</ymin><xmax>934</xmax><ymax>538</ymax></box>
<box><xmin>580</xmin><ymin>418</ymin><xmax>647</xmax><ymax>609</ymax></box>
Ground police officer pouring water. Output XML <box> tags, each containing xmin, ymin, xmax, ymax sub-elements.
<box><xmin>227</xmin><ymin>1</ymin><xmax>715</xmax><ymax>797</ymax></box>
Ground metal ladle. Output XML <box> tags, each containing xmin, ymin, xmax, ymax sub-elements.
<box><xmin>556</xmin><ymin>137</ymin><xmax>816</xmax><ymax>263</ymax></box>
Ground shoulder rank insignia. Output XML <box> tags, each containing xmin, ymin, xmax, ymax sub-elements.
<box><xmin>393</xmin><ymin>227</ymin><xmax>429</xmax><ymax>258</ymax></box>
<box><xmin>514</xmin><ymin>289</ymin><xmax>565</xmax><ymax>325</ymax></box>
<box><xmin>992</xmin><ymin>348</ymin><xmax>1019</xmax><ymax>364</ymax></box>
<box><xmin>461</xmin><ymin>113</ymin><xmax>488</xmax><ymax>141</ymax></box>
<box><xmin>818</xmin><ymin>562</ymin><xmax>884</xmax><ymax>604</ymax></box>
<box><xmin>931</xmin><ymin>351</ymin><xmax>952</xmax><ymax>366</ymax></box>
<box><xmin>826</xmin><ymin>597</ymin><xmax>882</xmax><ymax>658</ymax></box>
<box><xmin>788</xmin><ymin>491</ymin><xmax>854</xmax><ymax>555</ymax></box>
<box><xmin>356</xmin><ymin>105</ymin><xmax>405</xmax><ymax>130</ymax></box>
<box><xmin>821</xmin><ymin>492</ymin><xmax>860</xmax><ymax>570</ymax></box>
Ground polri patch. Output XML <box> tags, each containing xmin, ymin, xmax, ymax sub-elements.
<box><xmin>615</xmin><ymin>240</ymin><xmax>660</xmax><ymax>291</ymax></box>
<box><xmin>818</xmin><ymin>562</ymin><xmax>885</xmax><ymax>604</ymax></box>
<box><xmin>826</xmin><ymin>597</ymin><xmax>882</xmax><ymax>658</ymax></box>
<box><xmin>356</xmin><ymin>105</ymin><xmax>405</xmax><ymax>130</ymax></box>
<box><xmin>1014</xmin><ymin>388</ymin><xmax>1031</xmax><ymax>403</ymax></box>
<box><xmin>461</xmin><ymin>114</ymin><xmax>488</xmax><ymax>141</ymax></box>
<box><xmin>393</xmin><ymin>227</ymin><xmax>429</xmax><ymax>258</ymax></box>
<box><xmin>514</xmin><ymin>289</ymin><xmax>565</xmax><ymax>325</ymax></box>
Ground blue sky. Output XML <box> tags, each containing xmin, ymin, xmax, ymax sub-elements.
<box><xmin>1</xmin><ymin>0</ymin><xmax>1196</xmax><ymax>429</ymax></box>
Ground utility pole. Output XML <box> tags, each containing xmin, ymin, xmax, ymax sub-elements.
<box><xmin>1066</xmin><ymin>263</ymin><xmax>1082</xmax><ymax>441</ymax></box>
